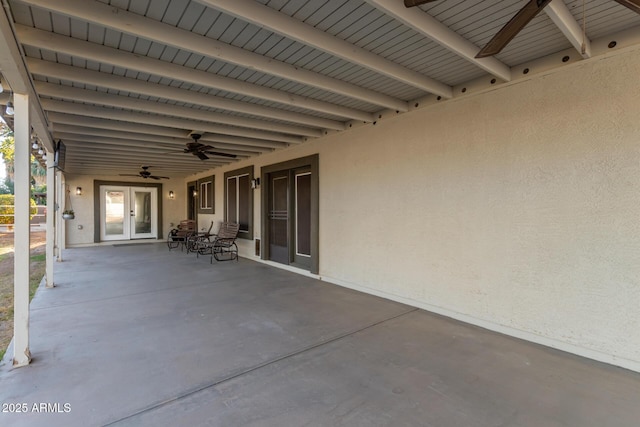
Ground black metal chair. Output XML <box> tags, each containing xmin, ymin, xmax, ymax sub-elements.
<box><xmin>196</xmin><ymin>222</ymin><xmax>240</xmax><ymax>263</ymax></box>
<box><xmin>167</xmin><ymin>219</ymin><xmax>196</xmax><ymax>251</ymax></box>
<box><xmin>186</xmin><ymin>221</ymin><xmax>215</xmax><ymax>253</ymax></box>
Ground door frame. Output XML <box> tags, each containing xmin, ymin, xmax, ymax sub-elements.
<box><xmin>93</xmin><ymin>180</ymin><xmax>163</xmax><ymax>243</ymax></box>
<box><xmin>98</xmin><ymin>186</ymin><xmax>158</xmax><ymax>241</ymax></box>
<box><xmin>261</xmin><ymin>154</ymin><xmax>318</xmax><ymax>274</ymax></box>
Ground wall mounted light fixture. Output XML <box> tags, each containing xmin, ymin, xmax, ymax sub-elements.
<box><xmin>251</xmin><ymin>178</ymin><xmax>260</xmax><ymax>189</ymax></box>
<box><xmin>169</xmin><ymin>190</ymin><xmax>175</xmax><ymax>199</ymax></box>
<box><xmin>75</xmin><ymin>187</ymin><xmax>82</xmax><ymax>196</ymax></box>
<box><xmin>193</xmin><ymin>190</ymin><xmax>198</xmax><ymax>197</ymax></box>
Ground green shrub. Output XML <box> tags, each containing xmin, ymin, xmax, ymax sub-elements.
<box><xmin>0</xmin><ymin>195</ymin><xmax>37</xmax><ymax>225</ymax></box>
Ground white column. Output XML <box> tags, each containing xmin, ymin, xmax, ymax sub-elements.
<box><xmin>13</xmin><ymin>93</ymin><xmax>31</xmax><ymax>367</ymax></box>
<box><xmin>45</xmin><ymin>152</ymin><xmax>55</xmax><ymax>287</ymax></box>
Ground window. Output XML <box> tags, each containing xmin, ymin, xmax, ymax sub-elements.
<box><xmin>224</xmin><ymin>166</ymin><xmax>253</xmax><ymax>240</ymax></box>
<box><xmin>197</xmin><ymin>176</ymin><xmax>214</xmax><ymax>214</ymax></box>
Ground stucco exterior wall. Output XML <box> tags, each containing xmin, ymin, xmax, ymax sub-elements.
<box><xmin>62</xmin><ymin>174</ymin><xmax>184</xmax><ymax>245</ymax></box>
<box><xmin>63</xmin><ymin>47</ymin><xmax>640</xmax><ymax>371</ymax></box>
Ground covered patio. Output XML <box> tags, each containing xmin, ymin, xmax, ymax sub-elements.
<box><xmin>1</xmin><ymin>0</ymin><xmax>640</xmax><ymax>424</ymax></box>
<box><xmin>2</xmin><ymin>243</ymin><xmax>639</xmax><ymax>426</ymax></box>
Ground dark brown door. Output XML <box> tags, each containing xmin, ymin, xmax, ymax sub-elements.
<box><xmin>269</xmin><ymin>172</ymin><xmax>289</xmax><ymax>264</ymax></box>
<box><xmin>187</xmin><ymin>182</ymin><xmax>197</xmax><ymax>220</ymax></box>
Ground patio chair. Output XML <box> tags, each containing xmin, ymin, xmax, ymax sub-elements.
<box><xmin>186</xmin><ymin>221</ymin><xmax>215</xmax><ymax>253</ymax></box>
<box><xmin>196</xmin><ymin>222</ymin><xmax>240</xmax><ymax>263</ymax></box>
<box><xmin>167</xmin><ymin>219</ymin><xmax>196</xmax><ymax>251</ymax></box>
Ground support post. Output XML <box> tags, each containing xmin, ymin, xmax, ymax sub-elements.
<box><xmin>45</xmin><ymin>151</ymin><xmax>55</xmax><ymax>287</ymax></box>
<box><xmin>13</xmin><ymin>93</ymin><xmax>31</xmax><ymax>367</ymax></box>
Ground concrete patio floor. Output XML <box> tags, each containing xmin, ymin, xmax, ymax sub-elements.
<box><xmin>1</xmin><ymin>243</ymin><xmax>639</xmax><ymax>426</ymax></box>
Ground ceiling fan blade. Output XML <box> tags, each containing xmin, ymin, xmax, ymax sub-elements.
<box><xmin>119</xmin><ymin>174</ymin><xmax>141</xmax><ymax>177</ymax></box>
<box><xmin>613</xmin><ymin>0</ymin><xmax>640</xmax><ymax>14</ymax></box>
<box><xmin>154</xmin><ymin>176</ymin><xmax>170</xmax><ymax>180</ymax></box>
<box><xmin>195</xmin><ymin>151</ymin><xmax>209</xmax><ymax>160</ymax></box>
<box><xmin>203</xmin><ymin>151</ymin><xmax>237</xmax><ymax>158</ymax></box>
<box><xmin>404</xmin><ymin>0</ymin><xmax>439</xmax><ymax>7</ymax></box>
<box><xmin>476</xmin><ymin>0</ymin><xmax>553</xmax><ymax>58</ymax></box>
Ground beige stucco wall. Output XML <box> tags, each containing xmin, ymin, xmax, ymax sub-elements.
<box><xmin>63</xmin><ymin>46</ymin><xmax>640</xmax><ymax>371</ymax></box>
<box><xmin>62</xmin><ymin>174</ymin><xmax>185</xmax><ymax>245</ymax></box>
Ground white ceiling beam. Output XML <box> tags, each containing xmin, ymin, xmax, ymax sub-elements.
<box><xmin>62</xmin><ymin>148</ymin><xmax>234</xmax><ymax>167</ymax></box>
<box><xmin>35</xmin><ymin>81</ymin><xmax>322</xmax><ymax>138</ymax></box>
<box><xmin>364</xmin><ymin>0</ymin><xmax>512</xmax><ymax>82</ymax></box>
<box><xmin>52</xmin><ymin>124</ymin><xmax>264</xmax><ymax>155</ymax></box>
<box><xmin>26</xmin><ymin>58</ymin><xmax>345</xmax><ymax>131</ymax></box>
<box><xmin>47</xmin><ymin>112</ymin><xmax>192</xmax><ymax>139</ymax></box>
<box><xmin>40</xmin><ymin>99</ymin><xmax>304</xmax><ymax>145</ymax></box>
<box><xmin>0</xmin><ymin>6</ymin><xmax>52</xmax><ymax>150</ymax></box>
<box><xmin>545</xmin><ymin>0</ymin><xmax>592</xmax><ymax>59</ymax></box>
<box><xmin>60</xmin><ymin>152</ymin><xmax>199</xmax><ymax>163</ymax></box>
<box><xmin>20</xmin><ymin>0</ymin><xmax>408</xmax><ymax>113</ymax></box>
<box><xmin>61</xmin><ymin>143</ymin><xmax>222</xmax><ymax>161</ymax></box>
<box><xmin>53</xmin><ymin>132</ymin><xmax>250</xmax><ymax>158</ymax></box>
<box><xmin>198</xmin><ymin>0</ymin><xmax>453</xmax><ymax>98</ymax></box>
<box><xmin>16</xmin><ymin>25</ymin><xmax>375</xmax><ymax>122</ymax></box>
<box><xmin>53</xmin><ymin>124</ymin><xmax>186</xmax><ymax>147</ymax></box>
<box><xmin>47</xmin><ymin>113</ymin><xmax>284</xmax><ymax>150</ymax></box>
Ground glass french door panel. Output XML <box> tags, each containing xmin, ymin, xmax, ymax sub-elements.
<box><xmin>133</xmin><ymin>191</ymin><xmax>151</xmax><ymax>234</ymax></box>
<box><xmin>130</xmin><ymin>187</ymin><xmax>157</xmax><ymax>239</ymax></box>
<box><xmin>101</xmin><ymin>187</ymin><xmax>129</xmax><ymax>241</ymax></box>
<box><xmin>105</xmin><ymin>190</ymin><xmax>125</xmax><ymax>236</ymax></box>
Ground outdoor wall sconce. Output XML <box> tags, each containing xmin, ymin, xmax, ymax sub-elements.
<box><xmin>251</xmin><ymin>178</ymin><xmax>260</xmax><ymax>189</ymax></box>
<box><xmin>169</xmin><ymin>190</ymin><xmax>175</xmax><ymax>199</ymax></box>
<box><xmin>75</xmin><ymin>187</ymin><xmax>82</xmax><ymax>196</ymax></box>
<box><xmin>193</xmin><ymin>190</ymin><xmax>198</xmax><ymax>197</ymax></box>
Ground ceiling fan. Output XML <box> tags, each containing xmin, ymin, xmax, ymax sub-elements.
<box><xmin>180</xmin><ymin>133</ymin><xmax>237</xmax><ymax>160</ymax></box>
<box><xmin>120</xmin><ymin>166</ymin><xmax>169</xmax><ymax>180</ymax></box>
<box><xmin>404</xmin><ymin>0</ymin><xmax>640</xmax><ymax>58</ymax></box>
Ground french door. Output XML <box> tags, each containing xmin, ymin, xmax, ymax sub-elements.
<box><xmin>100</xmin><ymin>186</ymin><xmax>158</xmax><ymax>241</ymax></box>
<box><xmin>262</xmin><ymin>154</ymin><xmax>318</xmax><ymax>273</ymax></box>
<box><xmin>268</xmin><ymin>168</ymin><xmax>312</xmax><ymax>269</ymax></box>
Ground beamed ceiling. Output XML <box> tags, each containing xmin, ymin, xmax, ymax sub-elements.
<box><xmin>0</xmin><ymin>0</ymin><xmax>639</xmax><ymax>178</ymax></box>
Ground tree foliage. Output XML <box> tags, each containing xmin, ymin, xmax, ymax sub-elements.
<box><xmin>0</xmin><ymin>194</ymin><xmax>37</xmax><ymax>224</ymax></box>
